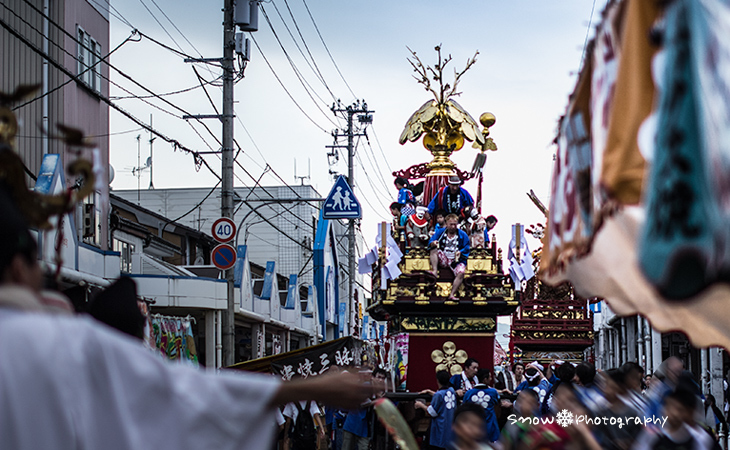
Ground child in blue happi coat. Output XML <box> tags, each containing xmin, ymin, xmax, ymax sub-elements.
<box><xmin>416</xmin><ymin>370</ymin><xmax>457</xmax><ymax>450</ymax></box>
<box><xmin>394</xmin><ymin>177</ymin><xmax>417</xmax><ymax>216</ymax></box>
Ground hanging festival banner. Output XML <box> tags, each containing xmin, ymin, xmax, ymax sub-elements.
<box><xmin>641</xmin><ymin>0</ymin><xmax>730</xmax><ymax>299</ymax></box>
<box><xmin>543</xmin><ymin>55</ymin><xmax>593</xmax><ymax>274</ymax></box>
<box><xmin>590</xmin><ymin>1</ymin><xmax>623</xmax><ymax>215</ymax></box>
<box><xmin>541</xmin><ymin>0</ymin><xmax>730</xmax><ymax>349</ymax></box>
<box><xmin>150</xmin><ymin>315</ymin><xmax>199</xmax><ymax>366</ymax></box>
<box><xmin>600</xmin><ymin>0</ymin><xmax>658</xmax><ymax>205</ymax></box>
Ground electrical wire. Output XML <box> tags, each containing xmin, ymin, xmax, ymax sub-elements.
<box><xmin>249</xmin><ymin>33</ymin><xmax>329</xmax><ymax>133</ymax></box>
<box><xmin>356</xmin><ymin>150</ymin><xmax>391</xmax><ymax>203</ymax></box>
<box><xmin>0</xmin><ymin>15</ymin><xmax>223</xmax><ymax>181</ymax></box>
<box><xmin>144</xmin><ymin>0</ymin><xmax>220</xmax><ymax>79</ymax></box>
<box><xmin>368</xmin><ymin>124</ymin><xmax>393</xmax><ymax>175</ymax></box>
<box><xmin>355</xmin><ymin>151</ymin><xmax>391</xmax><ymax>213</ymax></box>
<box><xmin>579</xmin><ymin>0</ymin><xmax>599</xmax><ymax>71</ymax></box>
<box><xmin>17</xmin><ymin>127</ymin><xmax>145</xmax><ymax>139</ymax></box>
<box><xmin>8</xmin><ymin>0</ymin><xmax>317</xmax><ymax>257</ymax></box>
<box><xmin>188</xmin><ymin>66</ymin><xmax>318</xmax><ymax>233</ymax></box>
<box><xmin>24</xmin><ymin>0</ymin><xmax>336</xmax><ymax>258</ymax></box>
<box><xmin>12</xmin><ymin>31</ymin><xmax>138</xmax><ymax>111</ymax></box>
<box><xmin>260</xmin><ymin>4</ymin><xmax>340</xmax><ymax>127</ymax></box>
<box><xmin>87</xmin><ymin>0</ymin><xmax>135</xmax><ymax>28</ymax></box>
<box><xmin>110</xmin><ymin>75</ymin><xmax>222</xmax><ymax>100</ymax></box>
<box><xmin>159</xmin><ymin>180</ymin><xmax>222</xmax><ymax>234</ymax></box>
<box><xmin>300</xmin><ymin>0</ymin><xmax>357</xmax><ymax>99</ymax></box>
<box><xmin>275</xmin><ymin>0</ymin><xmax>337</xmax><ymax>101</ymax></box>
<box><xmin>8</xmin><ymin>0</ymin><xmax>218</xmax><ymax>150</ymax></box>
<box><xmin>137</xmin><ymin>0</ymin><xmax>186</xmax><ymax>58</ymax></box>
<box><xmin>360</xmin><ymin>132</ymin><xmax>395</xmax><ymax>196</ymax></box>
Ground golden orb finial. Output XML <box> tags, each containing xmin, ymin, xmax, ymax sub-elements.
<box><xmin>480</xmin><ymin>112</ymin><xmax>496</xmax><ymax>128</ymax></box>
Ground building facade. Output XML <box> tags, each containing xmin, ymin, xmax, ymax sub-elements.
<box><xmin>2</xmin><ymin>0</ymin><xmax>111</xmax><ymax>251</ymax></box>
<box><xmin>113</xmin><ymin>185</ymin><xmax>363</xmax><ymax>342</ymax></box>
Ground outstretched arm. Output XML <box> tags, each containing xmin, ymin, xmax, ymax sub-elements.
<box><xmin>270</xmin><ymin>371</ymin><xmax>376</xmax><ymax>410</ymax></box>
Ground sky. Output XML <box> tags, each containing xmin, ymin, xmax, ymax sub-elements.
<box><xmin>105</xmin><ymin>0</ymin><xmax>599</xmax><ymax>338</ymax></box>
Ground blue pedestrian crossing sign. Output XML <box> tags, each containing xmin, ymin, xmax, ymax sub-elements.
<box><xmin>323</xmin><ymin>175</ymin><xmax>361</xmax><ymax>219</ymax></box>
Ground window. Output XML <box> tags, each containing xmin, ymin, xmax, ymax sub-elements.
<box><xmin>77</xmin><ymin>26</ymin><xmax>102</xmax><ymax>93</ymax></box>
<box><xmin>113</xmin><ymin>239</ymin><xmax>135</xmax><ymax>273</ymax></box>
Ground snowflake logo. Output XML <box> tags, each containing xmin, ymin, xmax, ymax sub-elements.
<box><xmin>556</xmin><ymin>409</ymin><xmax>573</xmax><ymax>428</ymax></box>
<box><xmin>445</xmin><ymin>390</ymin><xmax>456</xmax><ymax>409</ymax></box>
<box><xmin>470</xmin><ymin>391</ymin><xmax>491</xmax><ymax>408</ymax></box>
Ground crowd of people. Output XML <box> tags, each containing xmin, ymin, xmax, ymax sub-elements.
<box><xmin>410</xmin><ymin>357</ymin><xmax>724</xmax><ymax>449</ymax></box>
<box><xmin>390</xmin><ymin>175</ymin><xmax>497</xmax><ymax>299</ymax></box>
<box><xmin>272</xmin><ymin>356</ymin><xmax>727</xmax><ymax>449</ymax></box>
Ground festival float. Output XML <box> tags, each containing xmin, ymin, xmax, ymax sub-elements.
<box><xmin>508</xmin><ymin>206</ymin><xmax>595</xmax><ymax>366</ymax></box>
<box><xmin>364</xmin><ymin>48</ymin><xmax>519</xmax><ymax>392</ymax></box>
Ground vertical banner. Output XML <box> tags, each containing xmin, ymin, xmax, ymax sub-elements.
<box><xmin>284</xmin><ymin>274</ymin><xmax>298</xmax><ymax>310</ymax></box>
<box><xmin>151</xmin><ymin>315</ymin><xmax>199</xmax><ymax>366</ymax></box>
<box><xmin>260</xmin><ymin>261</ymin><xmax>276</xmax><ymax>300</ymax></box>
<box><xmin>395</xmin><ymin>333</ymin><xmax>409</xmax><ymax>390</ymax></box>
<box><xmin>338</xmin><ymin>302</ymin><xmax>346</xmax><ymax>336</ymax></box>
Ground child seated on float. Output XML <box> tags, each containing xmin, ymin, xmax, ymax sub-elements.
<box><xmin>432</xmin><ymin>209</ymin><xmax>447</xmax><ymax>236</ymax></box>
<box><xmin>390</xmin><ymin>202</ymin><xmax>407</xmax><ymax>237</ymax></box>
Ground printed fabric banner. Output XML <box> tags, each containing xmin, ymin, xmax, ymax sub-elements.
<box><xmin>543</xmin><ymin>58</ymin><xmax>593</xmax><ymax>274</ymax></box>
<box><xmin>151</xmin><ymin>315</ymin><xmax>199</xmax><ymax>366</ymax></box>
<box><xmin>640</xmin><ymin>0</ymin><xmax>730</xmax><ymax>299</ymax></box>
<box><xmin>590</xmin><ymin>1</ymin><xmax>624</xmax><ymax>215</ymax></box>
<box><xmin>601</xmin><ymin>0</ymin><xmax>660</xmax><ymax>204</ymax></box>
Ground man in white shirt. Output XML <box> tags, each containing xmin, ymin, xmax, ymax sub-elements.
<box><xmin>450</xmin><ymin>358</ymin><xmax>480</xmax><ymax>399</ymax></box>
<box><xmin>0</xmin><ymin>184</ymin><xmax>373</xmax><ymax>450</ymax></box>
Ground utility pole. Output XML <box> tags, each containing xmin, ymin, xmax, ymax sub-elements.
<box><xmin>183</xmin><ymin>0</ymin><xmax>257</xmax><ymax>367</ymax></box>
<box><xmin>330</xmin><ymin>100</ymin><xmax>373</xmax><ymax>336</ymax></box>
<box><xmin>221</xmin><ymin>0</ymin><xmax>236</xmax><ymax>367</ymax></box>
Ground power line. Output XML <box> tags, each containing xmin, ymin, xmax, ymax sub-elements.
<box><xmin>12</xmin><ymin>31</ymin><xmax>138</xmax><ymax>111</ymax></box>
<box><xmin>188</xmin><ymin>64</ymin><xmax>319</xmax><ymax>232</ymax></box>
<box><xmin>368</xmin><ymin>124</ymin><xmax>393</xmax><ymax>174</ymax></box>
<box><xmin>260</xmin><ymin>4</ymin><xmax>339</xmax><ymax>127</ymax></box>
<box><xmin>359</xmin><ymin>133</ymin><xmax>394</xmax><ymax>196</ymax></box>
<box><xmin>137</xmin><ymin>0</ymin><xmax>186</xmax><ymax>57</ymax></box>
<box><xmin>300</xmin><ymin>0</ymin><xmax>357</xmax><ymax>98</ymax></box>
<box><xmin>354</xmin><ymin>150</ymin><xmax>391</xmax><ymax>212</ymax></box>
<box><xmin>144</xmin><ymin>0</ymin><xmax>220</xmax><ymax>80</ymax></box>
<box><xmin>579</xmin><ymin>0</ymin><xmax>599</xmax><ymax>71</ymax></box>
<box><xmin>17</xmin><ymin>127</ymin><xmax>145</xmax><ymax>139</ymax></box>
<box><xmin>88</xmin><ymin>0</ymin><xmax>135</xmax><ymax>28</ymax></box>
<box><xmin>0</xmin><ymin>14</ymin><xmax>222</xmax><ymax>181</ymax></box>
<box><xmin>249</xmin><ymin>33</ymin><xmax>329</xmax><ymax>133</ymax></box>
<box><xmin>8</xmin><ymin>0</ymin><xmax>317</xmax><ymax>263</ymax></box>
<box><xmin>159</xmin><ymin>180</ymin><xmax>222</xmax><ymax>234</ymax></box>
<box><xmin>356</xmin><ymin>148</ymin><xmax>391</xmax><ymax>202</ymax></box>
<box><xmin>276</xmin><ymin>0</ymin><xmax>337</xmax><ymax>101</ymax></box>
<box><xmin>110</xmin><ymin>75</ymin><xmax>222</xmax><ymax>100</ymax></box>
<box><xmin>148</xmin><ymin>0</ymin><xmax>204</xmax><ymax>57</ymax></box>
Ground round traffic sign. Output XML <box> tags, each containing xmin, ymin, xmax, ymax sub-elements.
<box><xmin>212</xmin><ymin>217</ymin><xmax>236</xmax><ymax>243</ymax></box>
<box><xmin>211</xmin><ymin>244</ymin><xmax>237</xmax><ymax>270</ymax></box>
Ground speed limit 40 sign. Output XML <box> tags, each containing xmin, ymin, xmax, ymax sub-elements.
<box><xmin>211</xmin><ymin>217</ymin><xmax>236</xmax><ymax>243</ymax></box>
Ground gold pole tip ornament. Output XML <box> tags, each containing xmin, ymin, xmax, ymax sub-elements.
<box><xmin>480</xmin><ymin>112</ymin><xmax>496</xmax><ymax>128</ymax></box>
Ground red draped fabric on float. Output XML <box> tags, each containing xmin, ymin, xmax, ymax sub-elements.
<box><xmin>423</xmin><ymin>174</ymin><xmax>449</xmax><ymax>207</ymax></box>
